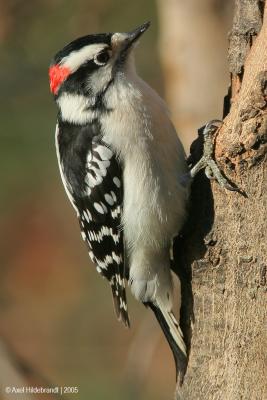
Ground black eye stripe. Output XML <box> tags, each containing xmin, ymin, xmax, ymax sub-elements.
<box><xmin>94</xmin><ymin>50</ymin><xmax>110</xmax><ymax>65</ymax></box>
<box><xmin>57</xmin><ymin>49</ymin><xmax>111</xmax><ymax>97</ymax></box>
<box><xmin>81</xmin><ymin>59</ymin><xmax>96</xmax><ymax>68</ymax></box>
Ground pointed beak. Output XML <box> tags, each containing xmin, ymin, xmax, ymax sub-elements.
<box><xmin>113</xmin><ymin>22</ymin><xmax>151</xmax><ymax>65</ymax></box>
<box><xmin>125</xmin><ymin>22</ymin><xmax>151</xmax><ymax>48</ymax></box>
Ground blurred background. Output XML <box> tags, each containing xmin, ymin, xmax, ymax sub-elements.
<box><xmin>0</xmin><ymin>1</ymin><xmax>233</xmax><ymax>399</ymax></box>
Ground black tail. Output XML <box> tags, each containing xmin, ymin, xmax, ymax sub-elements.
<box><xmin>147</xmin><ymin>302</ymin><xmax>187</xmax><ymax>385</ymax></box>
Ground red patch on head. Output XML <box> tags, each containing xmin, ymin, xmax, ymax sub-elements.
<box><xmin>49</xmin><ymin>64</ymin><xmax>71</xmax><ymax>94</ymax></box>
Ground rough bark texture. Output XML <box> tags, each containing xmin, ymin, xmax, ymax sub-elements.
<box><xmin>174</xmin><ymin>1</ymin><xmax>267</xmax><ymax>399</ymax></box>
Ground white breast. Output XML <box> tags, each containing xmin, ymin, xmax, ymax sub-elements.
<box><xmin>101</xmin><ymin>72</ymin><xmax>189</xmax><ymax>252</ymax></box>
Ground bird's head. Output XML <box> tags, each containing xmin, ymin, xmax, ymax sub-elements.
<box><xmin>49</xmin><ymin>22</ymin><xmax>150</xmax><ymax>103</ymax></box>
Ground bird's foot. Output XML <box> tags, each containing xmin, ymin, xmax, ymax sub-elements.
<box><xmin>189</xmin><ymin>120</ymin><xmax>239</xmax><ymax>192</ymax></box>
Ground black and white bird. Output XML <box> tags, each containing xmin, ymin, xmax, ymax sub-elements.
<box><xmin>49</xmin><ymin>22</ymin><xmax>191</xmax><ymax>379</ymax></box>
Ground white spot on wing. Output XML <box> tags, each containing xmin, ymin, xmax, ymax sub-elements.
<box><xmin>93</xmin><ymin>159</ymin><xmax>110</xmax><ymax>177</ymax></box>
<box><xmin>86</xmin><ymin>226</ymin><xmax>120</xmax><ymax>244</ymax></box>
<box><xmin>88</xmin><ymin>171</ymin><xmax>103</xmax><ymax>188</ymax></box>
<box><xmin>94</xmin><ymin>202</ymin><xmax>104</xmax><ymax>214</ymax></box>
<box><xmin>110</xmin><ymin>191</ymin><xmax>117</xmax><ymax>202</ymax></box>
<box><xmin>113</xmin><ymin>177</ymin><xmax>121</xmax><ymax>187</ymax></box>
<box><xmin>83</xmin><ymin>211</ymin><xmax>90</xmax><ymax>223</ymax></box>
<box><xmin>112</xmin><ymin>251</ymin><xmax>122</xmax><ymax>264</ymax></box>
<box><xmin>100</xmin><ymin>202</ymin><xmax>108</xmax><ymax>213</ymax></box>
<box><xmin>96</xmin><ymin>144</ymin><xmax>113</xmax><ymax>160</ymax></box>
<box><xmin>94</xmin><ymin>254</ymin><xmax>114</xmax><ymax>270</ymax></box>
<box><xmin>111</xmin><ymin>205</ymin><xmax>120</xmax><ymax>218</ymax></box>
<box><xmin>120</xmin><ymin>298</ymin><xmax>127</xmax><ymax>311</ymax></box>
<box><xmin>104</xmin><ymin>193</ymin><xmax>114</xmax><ymax>205</ymax></box>
<box><xmin>81</xmin><ymin>231</ymin><xmax>86</xmax><ymax>241</ymax></box>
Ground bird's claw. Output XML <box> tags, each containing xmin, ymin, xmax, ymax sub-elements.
<box><xmin>189</xmin><ymin>120</ymin><xmax>239</xmax><ymax>192</ymax></box>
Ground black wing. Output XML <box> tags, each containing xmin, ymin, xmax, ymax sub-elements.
<box><xmin>57</xmin><ymin>123</ymin><xmax>129</xmax><ymax>327</ymax></box>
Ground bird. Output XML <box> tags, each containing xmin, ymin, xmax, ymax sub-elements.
<box><xmin>49</xmin><ymin>22</ymin><xmax>191</xmax><ymax>380</ymax></box>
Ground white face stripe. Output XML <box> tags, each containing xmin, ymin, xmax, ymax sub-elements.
<box><xmin>57</xmin><ymin>92</ymin><xmax>95</xmax><ymax>124</ymax></box>
<box><xmin>61</xmin><ymin>43</ymin><xmax>108</xmax><ymax>72</ymax></box>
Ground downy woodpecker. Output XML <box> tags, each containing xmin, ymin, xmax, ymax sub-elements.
<box><xmin>49</xmin><ymin>22</ymin><xmax>233</xmax><ymax>380</ymax></box>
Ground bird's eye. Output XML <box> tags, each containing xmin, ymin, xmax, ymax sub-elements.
<box><xmin>94</xmin><ymin>50</ymin><xmax>110</xmax><ymax>66</ymax></box>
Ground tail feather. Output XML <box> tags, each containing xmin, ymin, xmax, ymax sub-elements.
<box><xmin>147</xmin><ymin>302</ymin><xmax>187</xmax><ymax>384</ymax></box>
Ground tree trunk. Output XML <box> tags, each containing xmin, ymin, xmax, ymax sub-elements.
<box><xmin>173</xmin><ymin>1</ymin><xmax>267</xmax><ymax>399</ymax></box>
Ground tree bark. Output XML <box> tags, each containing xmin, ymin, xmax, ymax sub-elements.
<box><xmin>173</xmin><ymin>1</ymin><xmax>267</xmax><ymax>399</ymax></box>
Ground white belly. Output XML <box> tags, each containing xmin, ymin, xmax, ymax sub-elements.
<box><xmin>101</xmin><ymin>73</ymin><xmax>189</xmax><ymax>303</ymax></box>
